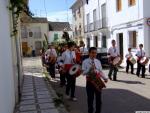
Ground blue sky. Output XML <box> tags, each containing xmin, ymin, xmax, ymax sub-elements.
<box><xmin>29</xmin><ymin>0</ymin><xmax>75</xmax><ymax>23</ymax></box>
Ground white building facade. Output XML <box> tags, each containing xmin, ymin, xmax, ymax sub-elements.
<box><xmin>107</xmin><ymin>0</ymin><xmax>150</xmax><ymax>63</ymax></box>
<box><xmin>70</xmin><ymin>0</ymin><xmax>85</xmax><ymax>45</ymax></box>
<box><xmin>83</xmin><ymin>0</ymin><xmax>109</xmax><ymax>49</ymax></box>
<box><xmin>21</xmin><ymin>17</ymin><xmax>49</xmax><ymax>56</ymax></box>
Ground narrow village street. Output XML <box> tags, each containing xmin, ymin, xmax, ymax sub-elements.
<box><xmin>2</xmin><ymin>0</ymin><xmax>150</xmax><ymax>113</ymax></box>
<box><xmin>15</xmin><ymin>57</ymin><xmax>67</xmax><ymax>113</ymax></box>
<box><xmin>18</xmin><ymin>57</ymin><xmax>150</xmax><ymax>113</ymax></box>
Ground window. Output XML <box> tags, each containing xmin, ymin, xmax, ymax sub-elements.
<box><xmin>33</xmin><ymin>27</ymin><xmax>41</xmax><ymax>38</ymax></box>
<box><xmin>73</xmin><ymin>11</ymin><xmax>77</xmax><ymax>20</ymax></box>
<box><xmin>21</xmin><ymin>26</ymin><xmax>27</xmax><ymax>38</ymax></box>
<box><xmin>116</xmin><ymin>0</ymin><xmax>122</xmax><ymax>12</ymax></box>
<box><xmin>87</xmin><ymin>13</ymin><xmax>90</xmax><ymax>32</ymax></box>
<box><xmin>129</xmin><ymin>0</ymin><xmax>136</xmax><ymax>6</ymax></box>
<box><xmin>78</xmin><ymin>7</ymin><xmax>81</xmax><ymax>18</ymax></box>
<box><xmin>29</xmin><ymin>32</ymin><xmax>33</xmax><ymax>37</ymax></box>
<box><xmin>129</xmin><ymin>31</ymin><xmax>137</xmax><ymax>48</ymax></box>
<box><xmin>93</xmin><ymin>9</ymin><xmax>97</xmax><ymax>30</ymax></box>
<box><xmin>54</xmin><ymin>33</ymin><xmax>58</xmax><ymax>41</ymax></box>
<box><xmin>102</xmin><ymin>36</ymin><xmax>107</xmax><ymax>48</ymax></box>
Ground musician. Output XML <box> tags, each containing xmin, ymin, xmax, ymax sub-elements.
<box><xmin>108</xmin><ymin>40</ymin><xmax>120</xmax><ymax>81</ymax></box>
<box><xmin>45</xmin><ymin>44</ymin><xmax>57</xmax><ymax>79</ymax></box>
<box><xmin>125</xmin><ymin>48</ymin><xmax>134</xmax><ymax>74</ymax></box>
<box><xmin>136</xmin><ymin>44</ymin><xmax>146</xmax><ymax>78</ymax></box>
<box><xmin>62</xmin><ymin>42</ymin><xmax>77</xmax><ymax>101</ymax></box>
<box><xmin>57</xmin><ymin>56</ymin><xmax>66</xmax><ymax>87</ymax></box>
<box><xmin>82</xmin><ymin>47</ymin><xmax>108</xmax><ymax>113</ymax></box>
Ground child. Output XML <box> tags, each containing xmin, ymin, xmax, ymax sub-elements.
<box><xmin>125</xmin><ymin>48</ymin><xmax>134</xmax><ymax>74</ymax></box>
<box><xmin>82</xmin><ymin>47</ymin><xmax>108</xmax><ymax>113</ymax></box>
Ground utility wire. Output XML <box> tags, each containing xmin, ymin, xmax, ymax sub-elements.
<box><xmin>44</xmin><ymin>0</ymin><xmax>47</xmax><ymax>17</ymax></box>
<box><xmin>65</xmin><ymin>0</ymin><xmax>69</xmax><ymax>22</ymax></box>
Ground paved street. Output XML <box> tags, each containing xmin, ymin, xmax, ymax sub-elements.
<box><xmin>17</xmin><ymin>57</ymin><xmax>150</xmax><ymax>113</ymax></box>
<box><xmin>51</xmin><ymin>68</ymin><xmax>150</xmax><ymax>113</ymax></box>
<box><xmin>15</xmin><ymin>57</ymin><xmax>61</xmax><ymax>113</ymax></box>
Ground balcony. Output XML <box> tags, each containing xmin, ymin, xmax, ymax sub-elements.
<box><xmin>89</xmin><ymin>23</ymin><xmax>94</xmax><ymax>31</ymax></box>
<box><xmin>84</xmin><ymin>24</ymin><xmax>90</xmax><ymax>33</ymax></box>
<box><xmin>101</xmin><ymin>17</ymin><xmax>108</xmax><ymax>28</ymax></box>
<box><xmin>93</xmin><ymin>20</ymin><xmax>101</xmax><ymax>30</ymax></box>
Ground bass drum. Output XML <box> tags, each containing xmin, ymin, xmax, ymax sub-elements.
<box><xmin>129</xmin><ymin>57</ymin><xmax>137</xmax><ymax>64</ymax></box>
<box><xmin>69</xmin><ymin>64</ymin><xmax>82</xmax><ymax>78</ymax></box>
<box><xmin>140</xmin><ymin>57</ymin><xmax>149</xmax><ymax>65</ymax></box>
<box><xmin>112</xmin><ymin>57</ymin><xmax>122</xmax><ymax>66</ymax></box>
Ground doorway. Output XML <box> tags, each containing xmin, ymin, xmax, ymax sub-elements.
<box><xmin>118</xmin><ymin>33</ymin><xmax>124</xmax><ymax>58</ymax></box>
<box><xmin>94</xmin><ymin>36</ymin><xmax>98</xmax><ymax>47</ymax></box>
<box><xmin>87</xmin><ymin>37</ymin><xmax>90</xmax><ymax>48</ymax></box>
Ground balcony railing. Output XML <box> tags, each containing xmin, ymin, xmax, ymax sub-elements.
<box><xmin>101</xmin><ymin>17</ymin><xmax>108</xmax><ymax>28</ymax></box>
<box><xmin>89</xmin><ymin>23</ymin><xmax>94</xmax><ymax>31</ymax></box>
<box><xmin>84</xmin><ymin>18</ymin><xmax>108</xmax><ymax>33</ymax></box>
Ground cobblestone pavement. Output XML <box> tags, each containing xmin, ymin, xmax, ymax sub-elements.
<box><xmin>15</xmin><ymin>57</ymin><xmax>65</xmax><ymax>113</ymax></box>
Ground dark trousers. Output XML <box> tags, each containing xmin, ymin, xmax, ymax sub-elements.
<box><xmin>126</xmin><ymin>60</ymin><xmax>134</xmax><ymax>74</ymax></box>
<box><xmin>136</xmin><ymin>62</ymin><xmax>146</xmax><ymax>77</ymax></box>
<box><xmin>60</xmin><ymin>73</ymin><xmax>66</xmax><ymax>86</ymax></box>
<box><xmin>108</xmin><ymin>64</ymin><xmax>118</xmax><ymax>80</ymax></box>
<box><xmin>66</xmin><ymin>73</ymin><xmax>76</xmax><ymax>98</ymax></box>
<box><xmin>48</xmin><ymin>63</ymin><xmax>55</xmax><ymax>78</ymax></box>
<box><xmin>86</xmin><ymin>82</ymin><xmax>102</xmax><ymax>113</ymax></box>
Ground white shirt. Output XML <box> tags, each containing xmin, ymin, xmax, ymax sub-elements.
<box><xmin>82</xmin><ymin>58</ymin><xmax>107</xmax><ymax>80</ymax></box>
<box><xmin>125</xmin><ymin>52</ymin><xmax>133</xmax><ymax>59</ymax></box>
<box><xmin>108</xmin><ymin>47</ymin><xmax>120</xmax><ymax>57</ymax></box>
<box><xmin>62</xmin><ymin>49</ymin><xmax>76</xmax><ymax>64</ymax></box>
<box><xmin>136</xmin><ymin>49</ymin><xmax>145</xmax><ymax>57</ymax></box>
<box><xmin>45</xmin><ymin>48</ymin><xmax>57</xmax><ymax>57</ymax></box>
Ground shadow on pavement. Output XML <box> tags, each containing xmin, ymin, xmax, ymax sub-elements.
<box><xmin>115</xmin><ymin>80</ymin><xmax>145</xmax><ymax>85</ymax></box>
<box><xmin>50</xmin><ymin>75</ymin><xmax>150</xmax><ymax>113</ymax></box>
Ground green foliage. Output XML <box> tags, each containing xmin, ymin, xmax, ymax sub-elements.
<box><xmin>9</xmin><ymin>0</ymin><xmax>33</xmax><ymax>36</ymax></box>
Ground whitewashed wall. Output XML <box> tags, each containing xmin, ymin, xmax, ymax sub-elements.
<box><xmin>0</xmin><ymin>0</ymin><xmax>16</xmax><ymax>113</ymax></box>
<box><xmin>107</xmin><ymin>0</ymin><xmax>143</xmax><ymax>27</ymax></box>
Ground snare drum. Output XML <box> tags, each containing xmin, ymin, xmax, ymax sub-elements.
<box><xmin>140</xmin><ymin>57</ymin><xmax>149</xmax><ymax>65</ymax></box>
<box><xmin>69</xmin><ymin>64</ymin><xmax>82</xmax><ymax>78</ymax></box>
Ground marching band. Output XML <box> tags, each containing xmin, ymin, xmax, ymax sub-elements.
<box><xmin>40</xmin><ymin>40</ymin><xmax>149</xmax><ymax>113</ymax></box>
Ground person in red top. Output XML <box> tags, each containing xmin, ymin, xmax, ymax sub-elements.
<box><xmin>75</xmin><ymin>46</ymin><xmax>81</xmax><ymax>65</ymax></box>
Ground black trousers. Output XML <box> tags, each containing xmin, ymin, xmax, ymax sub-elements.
<box><xmin>108</xmin><ymin>64</ymin><xmax>118</xmax><ymax>80</ymax></box>
<box><xmin>86</xmin><ymin>82</ymin><xmax>102</xmax><ymax>113</ymax></box>
<box><xmin>66</xmin><ymin>73</ymin><xmax>76</xmax><ymax>98</ymax></box>
<box><xmin>126</xmin><ymin>60</ymin><xmax>134</xmax><ymax>74</ymax></box>
<box><xmin>136</xmin><ymin>62</ymin><xmax>146</xmax><ymax>77</ymax></box>
<box><xmin>48</xmin><ymin>63</ymin><xmax>55</xmax><ymax>78</ymax></box>
<box><xmin>60</xmin><ymin>72</ymin><xmax>66</xmax><ymax>86</ymax></box>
